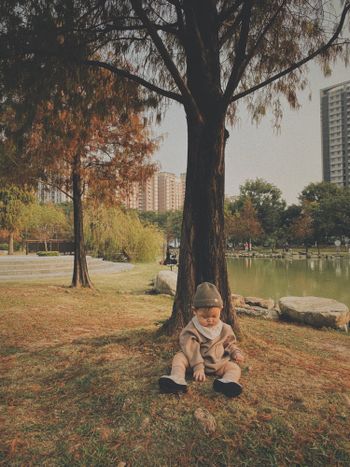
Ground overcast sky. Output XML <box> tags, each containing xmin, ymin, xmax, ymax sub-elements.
<box><xmin>152</xmin><ymin>60</ymin><xmax>349</xmax><ymax>205</ymax></box>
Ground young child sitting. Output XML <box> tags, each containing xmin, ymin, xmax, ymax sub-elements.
<box><xmin>159</xmin><ymin>282</ymin><xmax>244</xmax><ymax>398</ymax></box>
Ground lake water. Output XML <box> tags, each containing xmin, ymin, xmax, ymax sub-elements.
<box><xmin>227</xmin><ymin>257</ymin><xmax>350</xmax><ymax>308</ymax></box>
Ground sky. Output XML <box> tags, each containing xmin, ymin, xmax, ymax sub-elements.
<box><xmin>152</xmin><ymin>60</ymin><xmax>349</xmax><ymax>205</ymax></box>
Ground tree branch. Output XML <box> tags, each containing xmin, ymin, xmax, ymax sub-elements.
<box><xmin>130</xmin><ymin>0</ymin><xmax>202</xmax><ymax>120</ymax></box>
<box><xmin>82</xmin><ymin>59</ymin><xmax>183</xmax><ymax>103</ymax></box>
<box><xmin>223</xmin><ymin>0</ymin><xmax>253</xmax><ymax>104</ymax></box>
<box><xmin>230</xmin><ymin>2</ymin><xmax>350</xmax><ymax>104</ymax></box>
<box><xmin>38</xmin><ymin>179</ymin><xmax>73</xmax><ymax>200</ymax></box>
<box><xmin>223</xmin><ymin>0</ymin><xmax>287</xmax><ymax>106</ymax></box>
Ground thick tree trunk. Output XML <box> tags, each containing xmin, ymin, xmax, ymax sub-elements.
<box><xmin>162</xmin><ymin>114</ymin><xmax>240</xmax><ymax>336</ymax></box>
<box><xmin>71</xmin><ymin>154</ymin><xmax>93</xmax><ymax>288</ymax></box>
<box><xmin>160</xmin><ymin>0</ymin><xmax>240</xmax><ymax>336</ymax></box>
<box><xmin>8</xmin><ymin>232</ymin><xmax>14</xmax><ymax>255</ymax></box>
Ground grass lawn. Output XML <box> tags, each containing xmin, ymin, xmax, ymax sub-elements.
<box><xmin>1</xmin><ymin>263</ymin><xmax>350</xmax><ymax>466</ymax></box>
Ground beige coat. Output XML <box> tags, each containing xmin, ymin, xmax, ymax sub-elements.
<box><xmin>179</xmin><ymin>321</ymin><xmax>242</xmax><ymax>374</ymax></box>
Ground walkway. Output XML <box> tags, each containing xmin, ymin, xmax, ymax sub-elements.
<box><xmin>0</xmin><ymin>255</ymin><xmax>133</xmax><ymax>281</ymax></box>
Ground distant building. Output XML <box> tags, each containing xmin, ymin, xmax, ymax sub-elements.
<box><xmin>158</xmin><ymin>172</ymin><xmax>182</xmax><ymax>212</ymax></box>
<box><xmin>125</xmin><ymin>173</ymin><xmax>159</xmax><ymax>211</ymax></box>
<box><xmin>180</xmin><ymin>173</ymin><xmax>186</xmax><ymax>206</ymax></box>
<box><xmin>124</xmin><ymin>171</ymin><xmax>185</xmax><ymax>212</ymax></box>
<box><xmin>321</xmin><ymin>80</ymin><xmax>350</xmax><ymax>187</ymax></box>
<box><xmin>37</xmin><ymin>181</ymin><xmax>69</xmax><ymax>204</ymax></box>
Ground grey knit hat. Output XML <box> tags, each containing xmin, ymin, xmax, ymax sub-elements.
<box><xmin>193</xmin><ymin>282</ymin><xmax>223</xmax><ymax>308</ymax></box>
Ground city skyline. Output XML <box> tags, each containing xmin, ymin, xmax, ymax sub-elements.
<box><xmin>153</xmin><ymin>60</ymin><xmax>350</xmax><ymax>205</ymax></box>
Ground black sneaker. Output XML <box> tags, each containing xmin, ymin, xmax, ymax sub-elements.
<box><xmin>159</xmin><ymin>376</ymin><xmax>188</xmax><ymax>394</ymax></box>
<box><xmin>213</xmin><ymin>379</ymin><xmax>242</xmax><ymax>398</ymax></box>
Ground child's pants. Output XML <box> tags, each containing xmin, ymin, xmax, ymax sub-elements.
<box><xmin>170</xmin><ymin>351</ymin><xmax>241</xmax><ymax>382</ymax></box>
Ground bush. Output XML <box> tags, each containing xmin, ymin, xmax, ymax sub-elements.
<box><xmin>85</xmin><ymin>206</ymin><xmax>164</xmax><ymax>263</ymax></box>
<box><xmin>0</xmin><ymin>243</ymin><xmax>8</xmax><ymax>250</ymax></box>
<box><xmin>36</xmin><ymin>251</ymin><xmax>60</xmax><ymax>256</ymax></box>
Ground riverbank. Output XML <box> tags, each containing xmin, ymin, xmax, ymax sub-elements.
<box><xmin>226</xmin><ymin>247</ymin><xmax>350</xmax><ymax>259</ymax></box>
<box><xmin>1</xmin><ymin>263</ymin><xmax>350</xmax><ymax>465</ymax></box>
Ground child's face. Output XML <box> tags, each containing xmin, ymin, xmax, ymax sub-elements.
<box><xmin>193</xmin><ymin>307</ymin><xmax>221</xmax><ymax>327</ymax></box>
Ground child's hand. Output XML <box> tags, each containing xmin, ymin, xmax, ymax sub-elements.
<box><xmin>193</xmin><ymin>368</ymin><xmax>206</xmax><ymax>382</ymax></box>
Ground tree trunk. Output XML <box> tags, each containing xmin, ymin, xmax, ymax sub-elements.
<box><xmin>71</xmin><ymin>154</ymin><xmax>93</xmax><ymax>288</ymax></box>
<box><xmin>161</xmin><ymin>114</ymin><xmax>240</xmax><ymax>337</ymax></box>
<box><xmin>8</xmin><ymin>232</ymin><xmax>14</xmax><ymax>255</ymax></box>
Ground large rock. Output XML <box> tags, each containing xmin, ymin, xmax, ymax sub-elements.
<box><xmin>154</xmin><ymin>270</ymin><xmax>177</xmax><ymax>296</ymax></box>
<box><xmin>245</xmin><ymin>296</ymin><xmax>275</xmax><ymax>310</ymax></box>
<box><xmin>279</xmin><ymin>296</ymin><xmax>350</xmax><ymax>331</ymax></box>
<box><xmin>236</xmin><ymin>306</ymin><xmax>280</xmax><ymax>320</ymax></box>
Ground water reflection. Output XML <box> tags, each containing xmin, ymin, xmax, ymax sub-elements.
<box><xmin>227</xmin><ymin>257</ymin><xmax>350</xmax><ymax>307</ymax></box>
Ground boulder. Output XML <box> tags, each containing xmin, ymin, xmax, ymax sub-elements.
<box><xmin>231</xmin><ymin>293</ymin><xmax>246</xmax><ymax>308</ymax></box>
<box><xmin>154</xmin><ymin>270</ymin><xmax>177</xmax><ymax>296</ymax></box>
<box><xmin>236</xmin><ymin>306</ymin><xmax>280</xmax><ymax>320</ymax></box>
<box><xmin>244</xmin><ymin>296</ymin><xmax>275</xmax><ymax>310</ymax></box>
<box><xmin>279</xmin><ymin>296</ymin><xmax>350</xmax><ymax>331</ymax></box>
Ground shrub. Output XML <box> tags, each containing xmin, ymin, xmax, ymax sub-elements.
<box><xmin>36</xmin><ymin>251</ymin><xmax>60</xmax><ymax>256</ymax></box>
<box><xmin>0</xmin><ymin>243</ymin><xmax>8</xmax><ymax>250</ymax></box>
<box><xmin>85</xmin><ymin>206</ymin><xmax>164</xmax><ymax>262</ymax></box>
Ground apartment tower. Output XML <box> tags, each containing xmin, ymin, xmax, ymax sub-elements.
<box><xmin>321</xmin><ymin>80</ymin><xmax>350</xmax><ymax>187</ymax></box>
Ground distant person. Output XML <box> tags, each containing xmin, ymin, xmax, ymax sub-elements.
<box><xmin>170</xmin><ymin>252</ymin><xmax>177</xmax><ymax>265</ymax></box>
<box><xmin>159</xmin><ymin>282</ymin><xmax>245</xmax><ymax>398</ymax></box>
<box><xmin>163</xmin><ymin>246</ymin><xmax>171</xmax><ymax>265</ymax></box>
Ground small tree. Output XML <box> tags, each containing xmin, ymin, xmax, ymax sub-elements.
<box><xmin>235</xmin><ymin>179</ymin><xmax>286</xmax><ymax>240</ymax></box>
<box><xmin>1</xmin><ymin>67</ymin><xmax>157</xmax><ymax>287</ymax></box>
<box><xmin>26</xmin><ymin>203</ymin><xmax>69</xmax><ymax>251</ymax></box>
<box><xmin>226</xmin><ymin>197</ymin><xmax>263</xmax><ymax>246</ymax></box>
<box><xmin>291</xmin><ymin>206</ymin><xmax>314</xmax><ymax>253</ymax></box>
<box><xmin>0</xmin><ymin>185</ymin><xmax>33</xmax><ymax>254</ymax></box>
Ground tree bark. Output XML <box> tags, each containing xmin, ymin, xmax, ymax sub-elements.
<box><xmin>161</xmin><ymin>113</ymin><xmax>240</xmax><ymax>336</ymax></box>
<box><xmin>8</xmin><ymin>232</ymin><xmax>14</xmax><ymax>255</ymax></box>
<box><xmin>71</xmin><ymin>154</ymin><xmax>93</xmax><ymax>288</ymax></box>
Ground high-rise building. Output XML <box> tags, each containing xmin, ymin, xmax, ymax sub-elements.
<box><xmin>124</xmin><ymin>173</ymin><xmax>159</xmax><ymax>211</ymax></box>
<box><xmin>180</xmin><ymin>173</ymin><xmax>186</xmax><ymax>206</ymax></box>
<box><xmin>321</xmin><ymin>80</ymin><xmax>350</xmax><ymax>187</ymax></box>
<box><xmin>141</xmin><ymin>174</ymin><xmax>159</xmax><ymax>211</ymax></box>
<box><xmin>158</xmin><ymin>171</ymin><xmax>184</xmax><ymax>212</ymax></box>
<box><xmin>124</xmin><ymin>171</ymin><xmax>185</xmax><ymax>212</ymax></box>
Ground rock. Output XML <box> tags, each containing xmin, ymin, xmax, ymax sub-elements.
<box><xmin>154</xmin><ymin>270</ymin><xmax>177</xmax><ymax>296</ymax></box>
<box><xmin>244</xmin><ymin>296</ymin><xmax>275</xmax><ymax>310</ymax></box>
<box><xmin>194</xmin><ymin>408</ymin><xmax>216</xmax><ymax>434</ymax></box>
<box><xmin>236</xmin><ymin>306</ymin><xmax>280</xmax><ymax>320</ymax></box>
<box><xmin>231</xmin><ymin>293</ymin><xmax>246</xmax><ymax>308</ymax></box>
<box><xmin>279</xmin><ymin>296</ymin><xmax>350</xmax><ymax>331</ymax></box>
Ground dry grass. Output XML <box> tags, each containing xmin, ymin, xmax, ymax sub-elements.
<box><xmin>1</xmin><ymin>263</ymin><xmax>350</xmax><ymax>466</ymax></box>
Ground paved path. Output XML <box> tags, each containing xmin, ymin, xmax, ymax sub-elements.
<box><xmin>0</xmin><ymin>255</ymin><xmax>133</xmax><ymax>281</ymax></box>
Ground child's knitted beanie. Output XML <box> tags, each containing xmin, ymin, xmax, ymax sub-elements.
<box><xmin>193</xmin><ymin>282</ymin><xmax>223</xmax><ymax>308</ymax></box>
